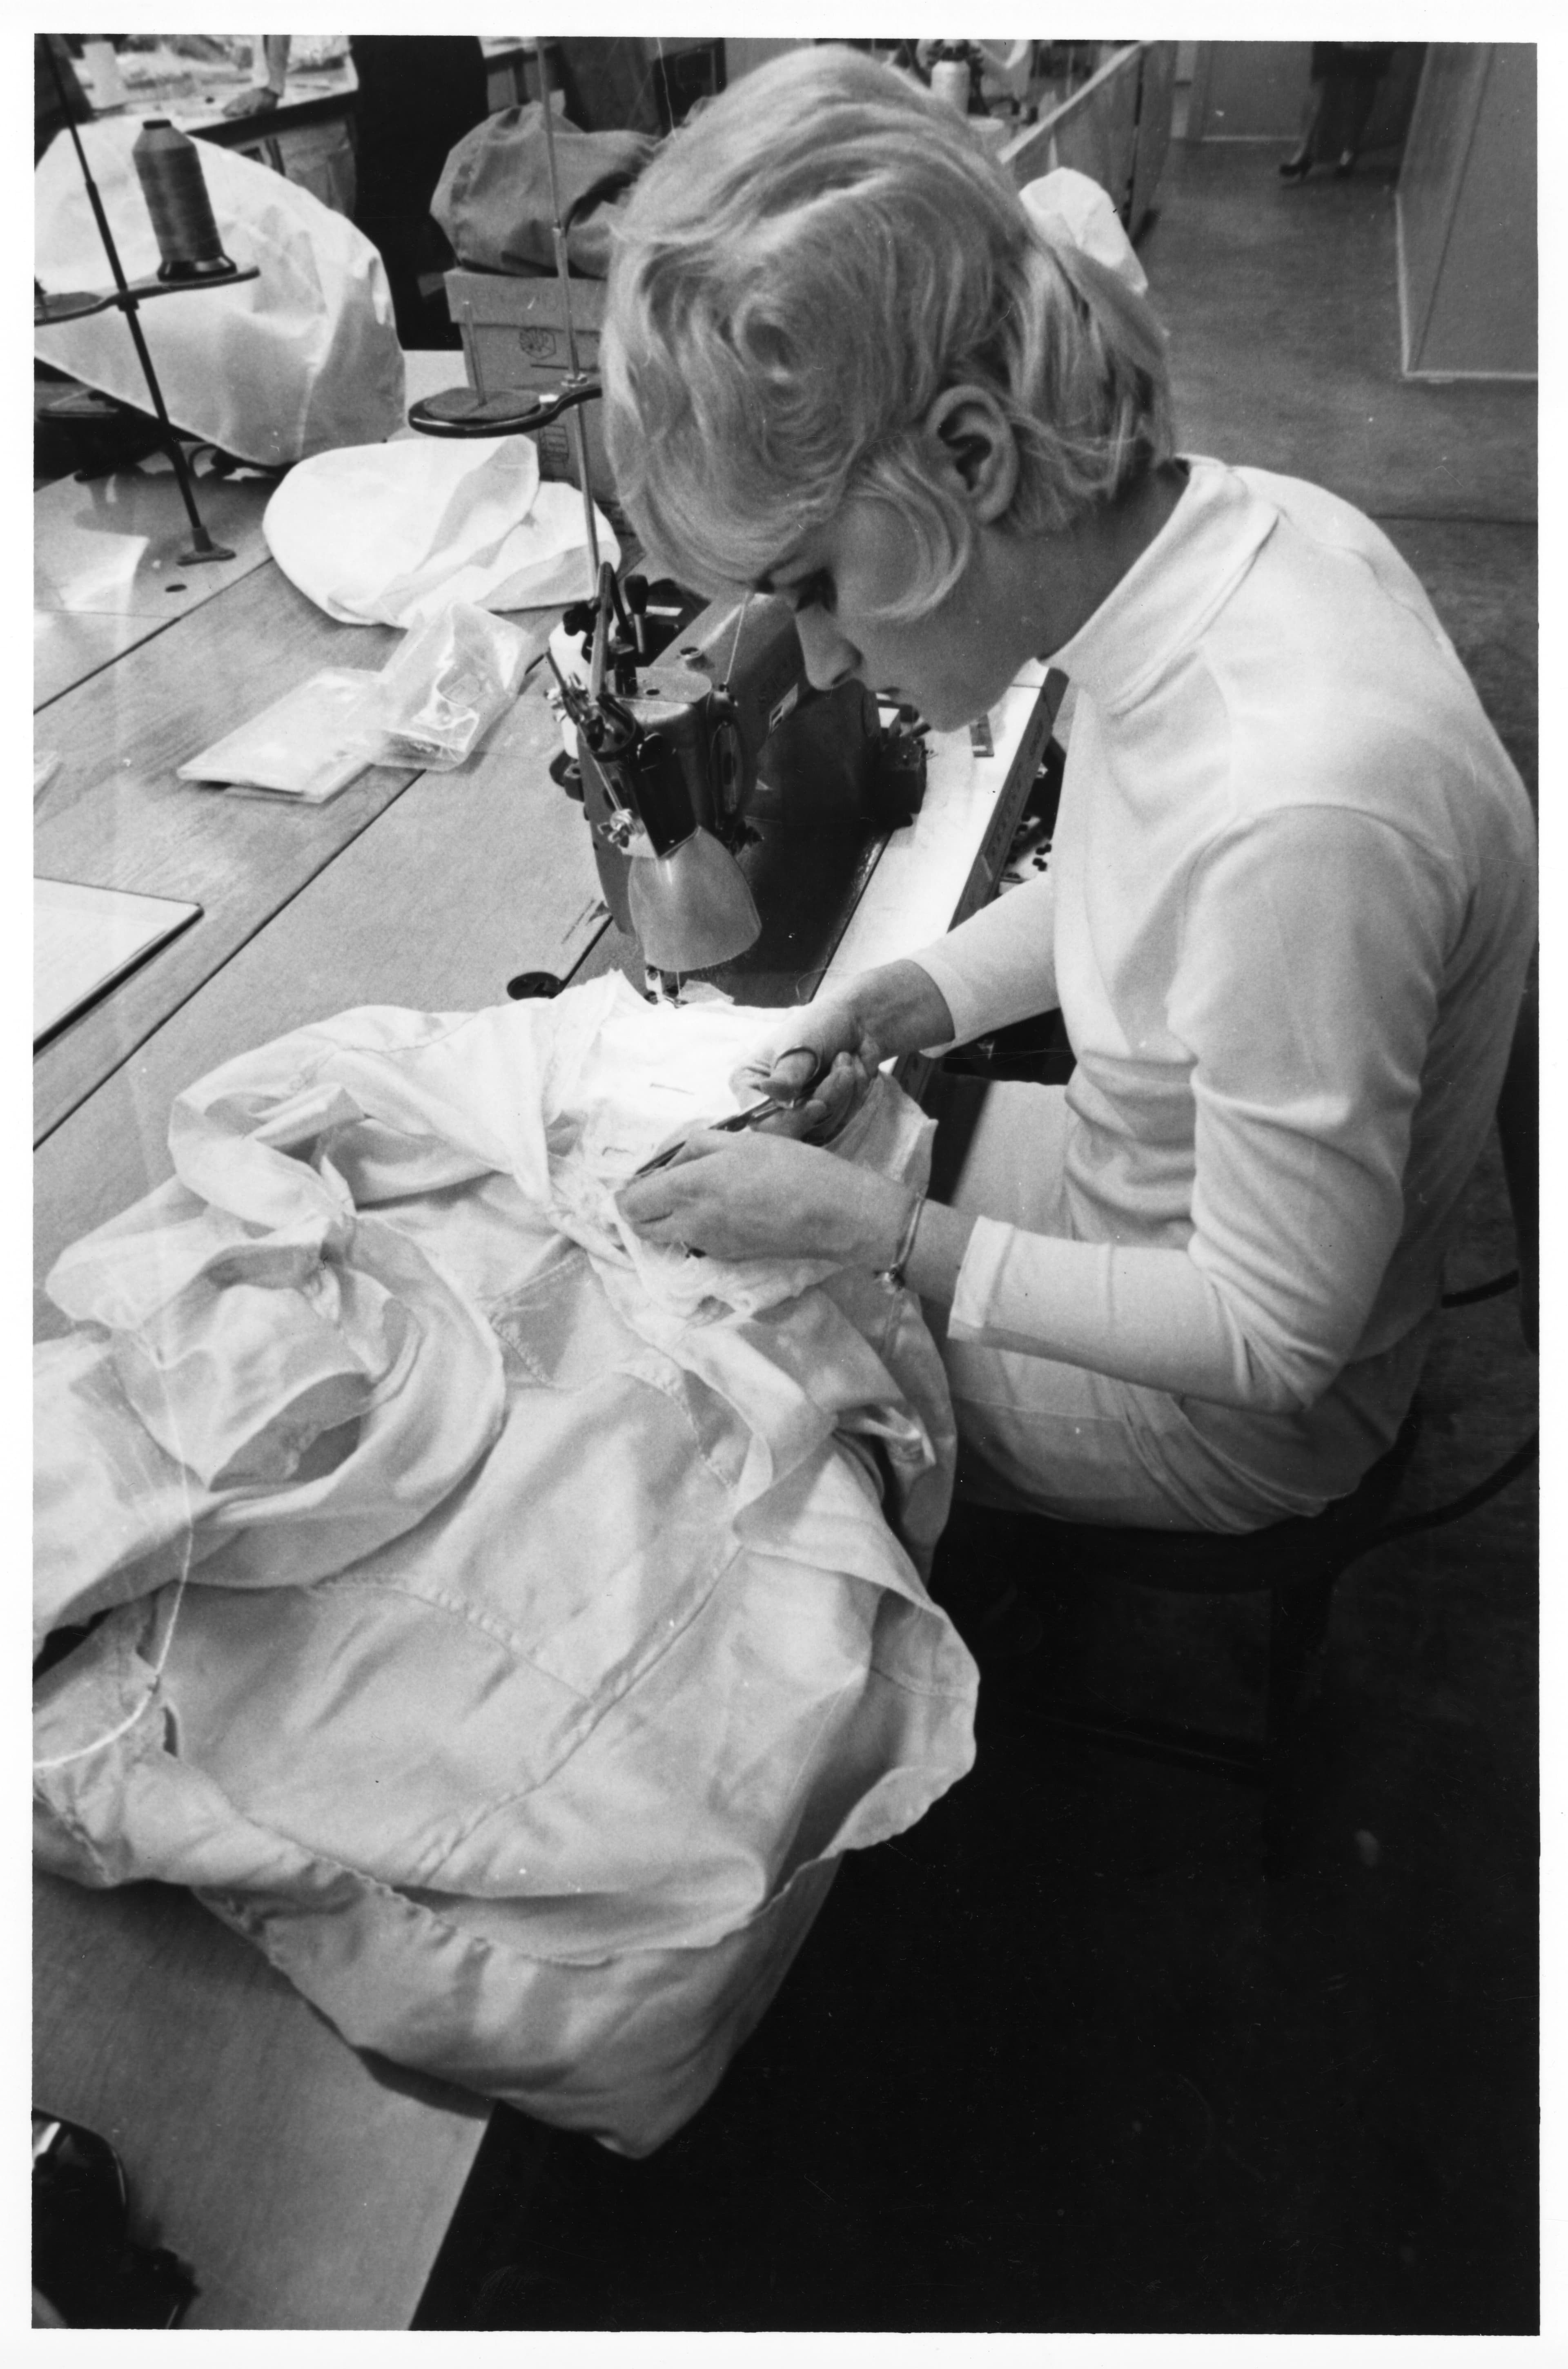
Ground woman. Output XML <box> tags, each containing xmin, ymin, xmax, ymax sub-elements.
<box><xmin>1280</xmin><ymin>43</ymin><xmax>1398</xmax><ymax>183</ymax></box>
<box><xmin>609</xmin><ymin>47</ymin><xmax>1534</xmax><ymax>1533</ymax></box>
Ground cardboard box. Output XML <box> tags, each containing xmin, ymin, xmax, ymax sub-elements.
<box><xmin>443</xmin><ymin>268</ymin><xmax>619</xmax><ymax>515</ymax></box>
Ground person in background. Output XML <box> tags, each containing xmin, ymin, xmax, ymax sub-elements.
<box><xmin>1279</xmin><ymin>43</ymin><xmax>1397</xmax><ymax>182</ymax></box>
<box><xmin>607</xmin><ymin>46</ymin><xmax>1535</xmax><ymax>1535</ymax></box>
<box><xmin>226</xmin><ymin>35</ymin><xmax>489</xmax><ymax>344</ymax></box>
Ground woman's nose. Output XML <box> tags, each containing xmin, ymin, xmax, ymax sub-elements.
<box><xmin>793</xmin><ymin>606</ymin><xmax>861</xmax><ymax>692</ymax></box>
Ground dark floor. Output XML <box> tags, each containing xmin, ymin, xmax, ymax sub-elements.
<box><xmin>413</xmin><ymin>133</ymin><xmax>1539</xmax><ymax>2337</ymax></box>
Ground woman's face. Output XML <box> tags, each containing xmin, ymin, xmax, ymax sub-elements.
<box><xmin>757</xmin><ymin>495</ymin><xmax>1045</xmax><ymax>734</ymax></box>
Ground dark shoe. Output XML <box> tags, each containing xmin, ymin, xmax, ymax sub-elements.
<box><xmin>1333</xmin><ymin>151</ymin><xmax>1356</xmax><ymax>177</ymax></box>
<box><xmin>1278</xmin><ymin>152</ymin><xmax>1312</xmax><ymax>182</ymax></box>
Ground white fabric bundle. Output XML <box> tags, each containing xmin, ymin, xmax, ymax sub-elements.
<box><xmin>34</xmin><ymin>119</ymin><xmax>405</xmax><ymax>467</ymax></box>
<box><xmin>34</xmin><ymin>979</ymin><xmax>973</xmax><ymax>2154</ymax></box>
<box><xmin>262</xmin><ymin>436</ymin><xmax>621</xmax><ymax>627</ymax></box>
<box><xmin>1020</xmin><ymin>164</ymin><xmax>1150</xmax><ymax>297</ymax></box>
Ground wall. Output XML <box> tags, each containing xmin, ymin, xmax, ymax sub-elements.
<box><xmin>1186</xmin><ymin>42</ymin><xmax>1310</xmax><ymax>139</ymax></box>
<box><xmin>1186</xmin><ymin>41</ymin><xmax>1423</xmax><ymax>152</ymax></box>
<box><xmin>1397</xmin><ymin>44</ymin><xmax>1537</xmax><ymax>376</ymax></box>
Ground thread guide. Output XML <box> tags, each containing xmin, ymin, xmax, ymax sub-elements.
<box><xmin>34</xmin><ymin>263</ymin><xmax>259</xmax><ymax>328</ymax></box>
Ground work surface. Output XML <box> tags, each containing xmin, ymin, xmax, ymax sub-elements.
<box><xmin>33</xmin><ymin>456</ymin><xmax>1056</xmax><ymax>2327</ymax></box>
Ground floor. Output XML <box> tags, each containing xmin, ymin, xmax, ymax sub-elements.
<box><xmin>413</xmin><ymin>131</ymin><xmax>1539</xmax><ymax>2338</ymax></box>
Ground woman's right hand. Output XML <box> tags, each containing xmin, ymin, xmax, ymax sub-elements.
<box><xmin>730</xmin><ymin>960</ymin><xmax>956</xmax><ymax>1141</ymax></box>
<box><xmin>730</xmin><ymin>999</ymin><xmax>883</xmax><ymax>1142</ymax></box>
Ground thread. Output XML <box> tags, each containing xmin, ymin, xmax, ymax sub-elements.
<box><xmin>32</xmin><ymin>1553</ymin><xmax>192</xmax><ymax>1773</ymax></box>
<box><xmin>34</xmin><ymin>1262</ymin><xmax>199</xmax><ymax>1777</ymax></box>
<box><xmin>132</xmin><ymin>118</ymin><xmax>232</xmax><ymax>279</ymax></box>
<box><xmin>33</xmin><ymin>1452</ymin><xmax>196</xmax><ymax>1774</ymax></box>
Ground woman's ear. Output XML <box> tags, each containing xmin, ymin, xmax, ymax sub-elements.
<box><xmin>922</xmin><ymin>384</ymin><xmax>1019</xmax><ymax>523</ymax></box>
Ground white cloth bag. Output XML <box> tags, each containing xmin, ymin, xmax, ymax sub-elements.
<box><xmin>34</xmin><ymin>981</ymin><xmax>973</xmax><ymax>2155</ymax></box>
<box><xmin>262</xmin><ymin>435</ymin><xmax>622</xmax><ymax>627</ymax></box>
<box><xmin>1020</xmin><ymin>164</ymin><xmax>1151</xmax><ymax>297</ymax></box>
<box><xmin>34</xmin><ymin>119</ymin><xmax>405</xmax><ymax>466</ymax></box>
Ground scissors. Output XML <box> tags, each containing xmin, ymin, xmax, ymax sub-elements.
<box><xmin>630</xmin><ymin>1096</ymin><xmax>795</xmax><ymax>1180</ymax></box>
<box><xmin>628</xmin><ymin>1051</ymin><xmax>826</xmax><ymax>1180</ymax></box>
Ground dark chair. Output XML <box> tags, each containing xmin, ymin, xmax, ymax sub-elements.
<box><xmin>931</xmin><ymin>982</ymin><xmax>1538</xmax><ymax>1850</ymax></box>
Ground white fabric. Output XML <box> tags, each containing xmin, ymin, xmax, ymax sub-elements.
<box><xmin>912</xmin><ymin>458</ymin><xmax>1535</xmax><ymax>1524</ymax></box>
<box><xmin>34</xmin><ymin>979</ymin><xmax>972</xmax><ymax>2154</ymax></box>
<box><xmin>925</xmin><ymin>1073</ymin><xmax>1430</xmax><ymax>1530</ymax></box>
<box><xmin>1019</xmin><ymin>167</ymin><xmax>1149</xmax><ymax>297</ymax></box>
<box><xmin>35</xmin><ymin>120</ymin><xmax>405</xmax><ymax>467</ymax></box>
<box><xmin>263</xmin><ymin>437</ymin><xmax>621</xmax><ymax>627</ymax></box>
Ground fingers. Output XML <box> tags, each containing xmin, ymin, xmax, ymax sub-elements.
<box><xmin>753</xmin><ymin>1048</ymin><xmax>872</xmax><ymax>1144</ymax></box>
<box><xmin>815</xmin><ymin>1049</ymin><xmax>871</xmax><ymax>1130</ymax></box>
<box><xmin>754</xmin><ymin>1100</ymin><xmax>826</xmax><ymax>1142</ymax></box>
<box><xmin>617</xmin><ymin>1129</ymin><xmax>801</xmax><ymax>1262</ymax></box>
<box><xmin>618</xmin><ymin>1127</ymin><xmax>726</xmax><ymax>1224</ymax></box>
<box><xmin>659</xmin><ymin>1126</ymin><xmax>729</xmax><ymax>1170</ymax></box>
<box><xmin>731</xmin><ymin>1000</ymin><xmax>862</xmax><ymax>1109</ymax></box>
<box><xmin>769</xmin><ymin>1044</ymin><xmax>829</xmax><ymax>1103</ymax></box>
<box><xmin>727</xmin><ymin>1046</ymin><xmax>826</xmax><ymax>1108</ymax></box>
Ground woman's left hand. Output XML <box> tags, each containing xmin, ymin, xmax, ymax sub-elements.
<box><xmin>617</xmin><ymin>1130</ymin><xmax>911</xmax><ymax>1268</ymax></box>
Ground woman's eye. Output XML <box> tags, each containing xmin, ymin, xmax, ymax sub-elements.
<box><xmin>789</xmin><ymin>571</ymin><xmax>835</xmax><ymax>617</ymax></box>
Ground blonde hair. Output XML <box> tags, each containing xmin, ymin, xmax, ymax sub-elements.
<box><xmin>601</xmin><ymin>45</ymin><xmax>1174</xmax><ymax>616</ymax></box>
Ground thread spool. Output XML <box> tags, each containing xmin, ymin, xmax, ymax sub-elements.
<box><xmin>930</xmin><ymin>49</ymin><xmax>972</xmax><ymax>114</ymax></box>
<box><xmin>132</xmin><ymin>118</ymin><xmax>232</xmax><ymax>279</ymax></box>
<box><xmin>930</xmin><ymin>60</ymin><xmax>969</xmax><ymax>112</ymax></box>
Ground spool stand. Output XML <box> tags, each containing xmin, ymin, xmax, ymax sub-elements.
<box><xmin>36</xmin><ymin>47</ymin><xmax>259</xmax><ymax>565</ymax></box>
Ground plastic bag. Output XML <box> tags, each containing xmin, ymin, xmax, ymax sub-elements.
<box><xmin>176</xmin><ymin>670</ymin><xmax>386</xmax><ymax>803</ymax></box>
<box><xmin>34</xmin><ymin>118</ymin><xmax>405</xmax><ymax>468</ymax></box>
<box><xmin>262</xmin><ymin>435</ymin><xmax>620</xmax><ymax>627</ymax></box>
<box><xmin>176</xmin><ymin>606</ymin><xmax>547</xmax><ymax>798</ymax></box>
<box><xmin>374</xmin><ymin>603</ymin><xmax>545</xmax><ymax>769</ymax></box>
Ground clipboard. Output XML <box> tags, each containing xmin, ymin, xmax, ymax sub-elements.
<box><xmin>34</xmin><ymin>877</ymin><xmax>202</xmax><ymax>1045</ymax></box>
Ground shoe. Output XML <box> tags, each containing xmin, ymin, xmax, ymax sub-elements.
<box><xmin>1278</xmin><ymin>152</ymin><xmax>1311</xmax><ymax>182</ymax></box>
<box><xmin>1333</xmin><ymin>151</ymin><xmax>1356</xmax><ymax>178</ymax></box>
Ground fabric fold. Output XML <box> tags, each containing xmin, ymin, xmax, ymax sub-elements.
<box><xmin>35</xmin><ymin>980</ymin><xmax>973</xmax><ymax>2154</ymax></box>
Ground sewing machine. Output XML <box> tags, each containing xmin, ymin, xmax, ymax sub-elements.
<box><xmin>545</xmin><ymin>574</ymin><xmax>927</xmax><ymax>978</ymax></box>
<box><xmin>408</xmin><ymin>373</ymin><xmax>929</xmax><ymax>979</ymax></box>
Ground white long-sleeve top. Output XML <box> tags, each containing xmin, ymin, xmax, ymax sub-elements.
<box><xmin>911</xmin><ymin>458</ymin><xmax>1534</xmax><ymax>1490</ymax></box>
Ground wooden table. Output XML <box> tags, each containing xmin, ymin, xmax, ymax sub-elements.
<box><xmin>33</xmin><ymin>458</ymin><xmax>1058</xmax><ymax>2324</ymax></box>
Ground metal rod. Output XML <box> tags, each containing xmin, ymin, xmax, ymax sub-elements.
<box><xmin>588</xmin><ymin>562</ymin><xmax>615</xmax><ymax>702</ymax></box>
<box><xmin>42</xmin><ymin>45</ymin><xmax>229</xmax><ymax>559</ymax></box>
<box><xmin>533</xmin><ymin>39</ymin><xmax>601</xmax><ymax>596</ymax></box>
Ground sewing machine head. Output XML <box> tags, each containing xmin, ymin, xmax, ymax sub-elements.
<box><xmin>405</xmin><ymin>398</ymin><xmax>925</xmax><ymax>984</ymax></box>
<box><xmin>548</xmin><ymin>578</ymin><xmax>926</xmax><ymax>982</ymax></box>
